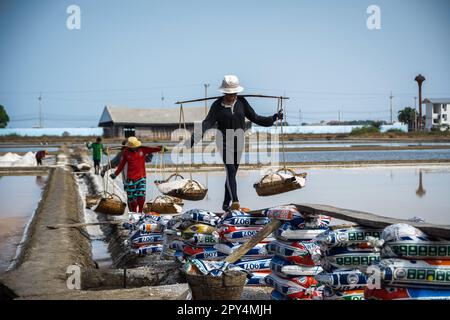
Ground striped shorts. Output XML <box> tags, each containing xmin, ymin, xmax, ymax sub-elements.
<box><xmin>124</xmin><ymin>177</ymin><xmax>147</xmax><ymax>200</ymax></box>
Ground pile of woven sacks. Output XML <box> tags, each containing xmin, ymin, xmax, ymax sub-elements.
<box><xmin>164</xmin><ymin>209</ymin><xmax>222</xmax><ymax>262</ymax></box>
<box><xmin>363</xmin><ymin>223</ymin><xmax>450</xmax><ymax>300</ymax></box>
<box><xmin>262</xmin><ymin>205</ymin><xmax>330</xmax><ymax>300</ymax></box>
<box><xmin>314</xmin><ymin>226</ymin><xmax>382</xmax><ymax>300</ymax></box>
<box><xmin>124</xmin><ymin>212</ymin><xmax>172</xmax><ymax>256</ymax></box>
<box><xmin>214</xmin><ymin>209</ymin><xmax>274</xmax><ymax>285</ymax></box>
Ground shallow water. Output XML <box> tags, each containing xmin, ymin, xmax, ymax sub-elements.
<box><xmin>250</xmin><ymin>142</ymin><xmax>450</xmax><ymax>149</ymax></box>
<box><xmin>0</xmin><ymin>175</ymin><xmax>47</xmax><ymax>272</ymax></box>
<box><xmin>147</xmin><ymin>166</ymin><xmax>450</xmax><ymax>225</ymax></box>
<box><xmin>0</xmin><ymin>147</ymin><xmax>59</xmax><ymax>153</ymax></box>
<box><xmin>153</xmin><ymin>148</ymin><xmax>450</xmax><ymax>165</ymax></box>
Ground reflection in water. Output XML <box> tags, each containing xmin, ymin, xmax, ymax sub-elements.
<box><xmin>35</xmin><ymin>176</ymin><xmax>46</xmax><ymax>188</ymax></box>
<box><xmin>416</xmin><ymin>171</ymin><xmax>426</xmax><ymax>198</ymax></box>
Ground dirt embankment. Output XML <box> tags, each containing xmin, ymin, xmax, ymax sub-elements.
<box><xmin>0</xmin><ymin>167</ymin><xmax>96</xmax><ymax>298</ymax></box>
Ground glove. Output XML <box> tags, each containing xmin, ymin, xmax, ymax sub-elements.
<box><xmin>110</xmin><ymin>173</ymin><xmax>117</xmax><ymax>180</ymax></box>
<box><xmin>273</xmin><ymin>111</ymin><xmax>284</xmax><ymax>121</ymax></box>
<box><xmin>160</xmin><ymin>146</ymin><xmax>169</xmax><ymax>152</ymax></box>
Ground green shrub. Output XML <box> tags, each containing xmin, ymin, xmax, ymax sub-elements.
<box><xmin>350</xmin><ymin>125</ymin><xmax>380</xmax><ymax>135</ymax></box>
<box><xmin>385</xmin><ymin>129</ymin><xmax>405</xmax><ymax>134</ymax></box>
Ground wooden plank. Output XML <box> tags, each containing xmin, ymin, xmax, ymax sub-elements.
<box><xmin>293</xmin><ymin>203</ymin><xmax>450</xmax><ymax>238</ymax></box>
<box><xmin>224</xmin><ymin>220</ymin><xmax>282</xmax><ymax>264</ymax></box>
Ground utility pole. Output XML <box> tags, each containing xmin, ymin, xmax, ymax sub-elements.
<box><xmin>204</xmin><ymin>84</ymin><xmax>210</xmax><ymax>116</ymax></box>
<box><xmin>390</xmin><ymin>91</ymin><xmax>394</xmax><ymax>124</ymax></box>
<box><xmin>298</xmin><ymin>108</ymin><xmax>302</xmax><ymax>126</ymax></box>
<box><xmin>38</xmin><ymin>93</ymin><xmax>42</xmax><ymax>128</ymax></box>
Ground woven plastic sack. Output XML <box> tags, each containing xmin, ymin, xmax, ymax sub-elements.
<box><xmin>288</xmin><ymin>215</ymin><xmax>331</xmax><ymax>230</ymax></box>
<box><xmin>182</xmin><ymin>232</ymin><xmax>220</xmax><ymax>247</ymax></box>
<box><xmin>321</xmin><ymin>246</ymin><xmax>380</xmax><ymax>271</ymax></box>
<box><xmin>315</xmin><ymin>227</ymin><xmax>383</xmax><ymax>248</ymax></box>
<box><xmin>368</xmin><ymin>224</ymin><xmax>450</xmax><ymax>260</ymax></box>
<box><xmin>264</xmin><ymin>273</ymin><xmax>318</xmax><ymax>295</ymax></box>
<box><xmin>275</xmin><ymin>222</ymin><xmax>329</xmax><ymax>241</ymax></box>
<box><xmin>270</xmin><ymin>255</ymin><xmax>323</xmax><ymax>277</ymax></box>
<box><xmin>218</xmin><ymin>226</ymin><xmax>263</xmax><ymax>243</ymax></box>
<box><xmin>130</xmin><ymin>231</ymin><xmax>164</xmax><ymax>248</ymax></box>
<box><xmin>270</xmin><ymin>288</ymin><xmax>323</xmax><ymax>300</ymax></box>
<box><xmin>246</xmin><ymin>271</ymin><xmax>271</xmax><ymax>286</ymax></box>
<box><xmin>233</xmin><ymin>258</ymin><xmax>272</xmax><ymax>272</ymax></box>
<box><xmin>183</xmin><ymin>246</ymin><xmax>228</xmax><ymax>260</ymax></box>
<box><xmin>134</xmin><ymin>244</ymin><xmax>163</xmax><ymax>255</ymax></box>
<box><xmin>373</xmin><ymin>258</ymin><xmax>450</xmax><ymax>288</ymax></box>
<box><xmin>266</xmin><ymin>240</ymin><xmax>321</xmax><ymax>266</ymax></box>
<box><xmin>322</xmin><ymin>287</ymin><xmax>365</xmax><ymax>300</ymax></box>
<box><xmin>364</xmin><ymin>286</ymin><xmax>450</xmax><ymax>300</ymax></box>
<box><xmin>182</xmin><ymin>223</ymin><xmax>217</xmax><ymax>236</ymax></box>
<box><xmin>315</xmin><ymin>269</ymin><xmax>367</xmax><ymax>289</ymax></box>
<box><xmin>181</xmin><ymin>209</ymin><xmax>221</xmax><ymax>227</ymax></box>
<box><xmin>262</xmin><ymin>205</ymin><xmax>302</xmax><ymax>221</ymax></box>
<box><xmin>138</xmin><ymin>222</ymin><xmax>162</xmax><ymax>233</ymax></box>
<box><xmin>184</xmin><ymin>259</ymin><xmax>229</xmax><ymax>276</ymax></box>
<box><xmin>220</xmin><ymin>215</ymin><xmax>271</xmax><ymax>227</ymax></box>
<box><xmin>214</xmin><ymin>242</ymin><xmax>269</xmax><ymax>256</ymax></box>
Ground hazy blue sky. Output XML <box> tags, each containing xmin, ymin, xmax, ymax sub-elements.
<box><xmin>1</xmin><ymin>0</ymin><xmax>449</xmax><ymax>128</ymax></box>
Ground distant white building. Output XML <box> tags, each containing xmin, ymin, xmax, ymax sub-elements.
<box><xmin>424</xmin><ymin>98</ymin><xmax>450</xmax><ymax>131</ymax></box>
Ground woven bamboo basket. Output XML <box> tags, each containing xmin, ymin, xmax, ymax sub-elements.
<box><xmin>94</xmin><ymin>192</ymin><xmax>126</xmax><ymax>216</ymax></box>
<box><xmin>186</xmin><ymin>270</ymin><xmax>247</xmax><ymax>300</ymax></box>
<box><xmin>156</xmin><ymin>173</ymin><xmax>208</xmax><ymax>201</ymax></box>
<box><xmin>144</xmin><ymin>195</ymin><xmax>184</xmax><ymax>214</ymax></box>
<box><xmin>85</xmin><ymin>194</ymin><xmax>102</xmax><ymax>209</ymax></box>
<box><xmin>254</xmin><ymin>168</ymin><xmax>307</xmax><ymax>197</ymax></box>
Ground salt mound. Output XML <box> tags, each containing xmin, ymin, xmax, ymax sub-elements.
<box><xmin>156</xmin><ymin>179</ymin><xmax>205</xmax><ymax>194</ymax></box>
<box><xmin>0</xmin><ymin>152</ymin><xmax>37</xmax><ymax>167</ymax></box>
<box><xmin>14</xmin><ymin>152</ymin><xmax>37</xmax><ymax>166</ymax></box>
<box><xmin>0</xmin><ymin>152</ymin><xmax>22</xmax><ymax>162</ymax></box>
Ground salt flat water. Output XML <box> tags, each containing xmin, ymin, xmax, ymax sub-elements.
<box><xmin>0</xmin><ymin>175</ymin><xmax>47</xmax><ymax>272</ymax></box>
<box><xmin>147</xmin><ymin>166</ymin><xmax>450</xmax><ymax>225</ymax></box>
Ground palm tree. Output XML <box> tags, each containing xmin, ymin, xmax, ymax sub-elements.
<box><xmin>398</xmin><ymin>107</ymin><xmax>417</xmax><ymax>132</ymax></box>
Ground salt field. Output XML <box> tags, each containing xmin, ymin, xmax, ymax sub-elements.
<box><xmin>0</xmin><ymin>175</ymin><xmax>47</xmax><ymax>272</ymax></box>
<box><xmin>147</xmin><ymin>166</ymin><xmax>450</xmax><ymax>225</ymax></box>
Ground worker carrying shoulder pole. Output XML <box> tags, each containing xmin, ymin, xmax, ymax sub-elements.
<box><xmin>109</xmin><ymin>136</ymin><xmax>168</xmax><ymax>213</ymax></box>
<box><xmin>86</xmin><ymin>137</ymin><xmax>107</xmax><ymax>175</ymax></box>
<box><xmin>190</xmin><ymin>75</ymin><xmax>283</xmax><ymax>211</ymax></box>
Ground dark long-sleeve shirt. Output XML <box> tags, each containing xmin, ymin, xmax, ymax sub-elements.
<box><xmin>192</xmin><ymin>96</ymin><xmax>275</xmax><ymax>146</ymax></box>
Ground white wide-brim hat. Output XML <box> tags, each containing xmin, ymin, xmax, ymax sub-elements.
<box><xmin>218</xmin><ymin>75</ymin><xmax>244</xmax><ymax>94</ymax></box>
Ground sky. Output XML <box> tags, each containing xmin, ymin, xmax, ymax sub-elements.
<box><xmin>0</xmin><ymin>0</ymin><xmax>449</xmax><ymax>128</ymax></box>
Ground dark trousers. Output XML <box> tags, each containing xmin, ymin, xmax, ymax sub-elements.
<box><xmin>93</xmin><ymin>159</ymin><xmax>100</xmax><ymax>175</ymax></box>
<box><xmin>222</xmin><ymin>148</ymin><xmax>241</xmax><ymax>208</ymax></box>
<box><xmin>36</xmin><ymin>158</ymin><xmax>43</xmax><ymax>166</ymax></box>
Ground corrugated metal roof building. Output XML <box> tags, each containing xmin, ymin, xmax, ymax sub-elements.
<box><xmin>98</xmin><ymin>105</ymin><xmax>208</xmax><ymax>139</ymax></box>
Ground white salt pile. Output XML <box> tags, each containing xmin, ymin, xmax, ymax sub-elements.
<box><xmin>156</xmin><ymin>179</ymin><xmax>205</xmax><ymax>194</ymax></box>
<box><xmin>0</xmin><ymin>152</ymin><xmax>37</xmax><ymax>167</ymax></box>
